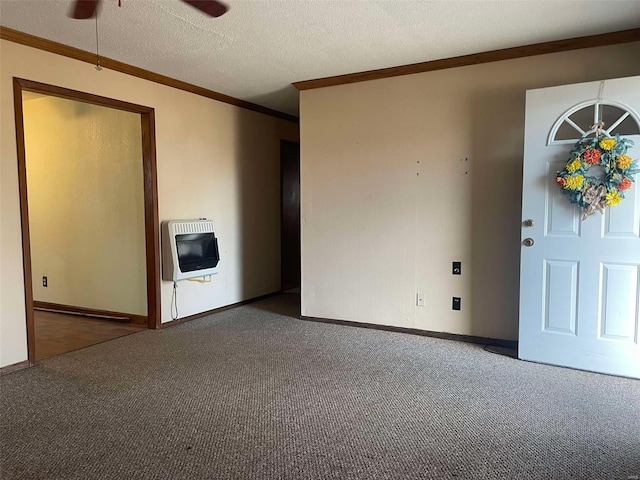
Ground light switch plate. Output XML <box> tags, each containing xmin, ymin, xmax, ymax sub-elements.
<box><xmin>453</xmin><ymin>261</ymin><xmax>461</xmax><ymax>275</ymax></box>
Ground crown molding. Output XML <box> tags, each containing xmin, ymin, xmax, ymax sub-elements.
<box><xmin>294</xmin><ymin>28</ymin><xmax>640</xmax><ymax>91</ymax></box>
<box><xmin>0</xmin><ymin>26</ymin><xmax>299</xmax><ymax>124</ymax></box>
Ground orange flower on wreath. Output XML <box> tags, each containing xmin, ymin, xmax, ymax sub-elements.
<box><xmin>556</xmin><ymin>177</ymin><xmax>566</xmax><ymax>187</ymax></box>
<box><xmin>618</xmin><ymin>178</ymin><xmax>633</xmax><ymax>191</ymax></box>
<box><xmin>583</xmin><ymin>149</ymin><xmax>601</xmax><ymax>165</ymax></box>
<box><xmin>617</xmin><ymin>154</ymin><xmax>633</xmax><ymax>169</ymax></box>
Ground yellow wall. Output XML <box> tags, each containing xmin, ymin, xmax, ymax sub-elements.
<box><xmin>24</xmin><ymin>94</ymin><xmax>146</xmax><ymax>315</ymax></box>
<box><xmin>300</xmin><ymin>42</ymin><xmax>640</xmax><ymax>341</ymax></box>
<box><xmin>0</xmin><ymin>40</ymin><xmax>298</xmax><ymax>367</ymax></box>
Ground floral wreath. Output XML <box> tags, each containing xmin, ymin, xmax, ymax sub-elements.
<box><xmin>555</xmin><ymin>125</ymin><xmax>639</xmax><ymax>220</ymax></box>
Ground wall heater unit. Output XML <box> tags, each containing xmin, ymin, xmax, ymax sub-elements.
<box><xmin>162</xmin><ymin>219</ymin><xmax>220</xmax><ymax>281</ymax></box>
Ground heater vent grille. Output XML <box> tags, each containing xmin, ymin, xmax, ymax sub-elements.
<box><xmin>173</xmin><ymin>220</ymin><xmax>215</xmax><ymax>234</ymax></box>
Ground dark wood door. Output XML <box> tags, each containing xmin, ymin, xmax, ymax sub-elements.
<box><xmin>281</xmin><ymin>140</ymin><xmax>300</xmax><ymax>291</ymax></box>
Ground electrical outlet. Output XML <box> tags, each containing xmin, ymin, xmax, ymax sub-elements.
<box><xmin>416</xmin><ymin>292</ymin><xmax>426</xmax><ymax>307</ymax></box>
<box><xmin>42</xmin><ymin>276</ymin><xmax>48</xmax><ymax>287</ymax></box>
<box><xmin>453</xmin><ymin>261</ymin><xmax>461</xmax><ymax>275</ymax></box>
<box><xmin>452</xmin><ymin>297</ymin><xmax>461</xmax><ymax>310</ymax></box>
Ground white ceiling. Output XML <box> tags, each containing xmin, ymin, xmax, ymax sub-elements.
<box><xmin>1</xmin><ymin>0</ymin><xmax>639</xmax><ymax>117</ymax></box>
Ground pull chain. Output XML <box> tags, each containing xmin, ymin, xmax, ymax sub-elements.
<box><xmin>95</xmin><ymin>12</ymin><xmax>102</xmax><ymax>71</ymax></box>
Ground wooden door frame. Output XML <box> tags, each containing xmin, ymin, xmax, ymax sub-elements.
<box><xmin>12</xmin><ymin>78</ymin><xmax>162</xmax><ymax>364</ymax></box>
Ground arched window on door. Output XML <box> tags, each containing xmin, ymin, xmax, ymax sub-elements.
<box><xmin>548</xmin><ymin>100</ymin><xmax>640</xmax><ymax>146</ymax></box>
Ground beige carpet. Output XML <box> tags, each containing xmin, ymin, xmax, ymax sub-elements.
<box><xmin>1</xmin><ymin>294</ymin><xmax>639</xmax><ymax>479</ymax></box>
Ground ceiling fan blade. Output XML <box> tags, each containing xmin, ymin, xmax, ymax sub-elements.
<box><xmin>182</xmin><ymin>0</ymin><xmax>228</xmax><ymax>18</ymax></box>
<box><xmin>69</xmin><ymin>0</ymin><xmax>100</xmax><ymax>19</ymax></box>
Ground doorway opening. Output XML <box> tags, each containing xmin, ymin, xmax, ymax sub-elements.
<box><xmin>13</xmin><ymin>78</ymin><xmax>161</xmax><ymax>364</ymax></box>
<box><xmin>280</xmin><ymin>140</ymin><xmax>300</xmax><ymax>292</ymax></box>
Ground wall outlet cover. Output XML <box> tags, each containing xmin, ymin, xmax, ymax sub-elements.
<box><xmin>452</xmin><ymin>297</ymin><xmax>461</xmax><ymax>310</ymax></box>
<box><xmin>417</xmin><ymin>292</ymin><xmax>426</xmax><ymax>307</ymax></box>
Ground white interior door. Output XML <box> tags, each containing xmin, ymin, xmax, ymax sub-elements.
<box><xmin>519</xmin><ymin>76</ymin><xmax>640</xmax><ymax>379</ymax></box>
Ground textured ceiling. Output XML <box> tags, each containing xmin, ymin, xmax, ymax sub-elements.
<box><xmin>1</xmin><ymin>0</ymin><xmax>639</xmax><ymax>117</ymax></box>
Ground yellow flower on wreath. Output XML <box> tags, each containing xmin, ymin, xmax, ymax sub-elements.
<box><xmin>564</xmin><ymin>174</ymin><xmax>584</xmax><ymax>190</ymax></box>
<box><xmin>617</xmin><ymin>154</ymin><xmax>632</xmax><ymax>169</ymax></box>
<box><xmin>606</xmin><ymin>189</ymin><xmax>623</xmax><ymax>206</ymax></box>
<box><xmin>599</xmin><ymin>137</ymin><xmax>617</xmax><ymax>150</ymax></box>
<box><xmin>566</xmin><ymin>158</ymin><xmax>582</xmax><ymax>173</ymax></box>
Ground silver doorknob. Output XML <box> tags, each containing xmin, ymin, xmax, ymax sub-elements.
<box><xmin>523</xmin><ymin>238</ymin><xmax>535</xmax><ymax>247</ymax></box>
<box><xmin>523</xmin><ymin>219</ymin><xmax>534</xmax><ymax>227</ymax></box>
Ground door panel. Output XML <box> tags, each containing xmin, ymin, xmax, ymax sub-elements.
<box><xmin>542</xmin><ymin>260</ymin><xmax>579</xmax><ymax>335</ymax></box>
<box><xmin>603</xmin><ymin>186</ymin><xmax>640</xmax><ymax>238</ymax></box>
<box><xmin>519</xmin><ymin>76</ymin><xmax>640</xmax><ymax>378</ymax></box>
<box><xmin>545</xmin><ymin>160</ymin><xmax>581</xmax><ymax>237</ymax></box>
<box><xmin>599</xmin><ymin>263</ymin><xmax>639</xmax><ymax>343</ymax></box>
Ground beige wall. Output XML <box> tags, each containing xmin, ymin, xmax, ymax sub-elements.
<box><xmin>24</xmin><ymin>95</ymin><xmax>146</xmax><ymax>315</ymax></box>
<box><xmin>0</xmin><ymin>40</ymin><xmax>298</xmax><ymax>367</ymax></box>
<box><xmin>300</xmin><ymin>42</ymin><xmax>640</xmax><ymax>341</ymax></box>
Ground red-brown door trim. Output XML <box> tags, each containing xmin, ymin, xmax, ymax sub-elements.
<box><xmin>12</xmin><ymin>78</ymin><xmax>162</xmax><ymax>363</ymax></box>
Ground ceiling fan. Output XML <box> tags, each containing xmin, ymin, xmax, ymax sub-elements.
<box><xmin>70</xmin><ymin>0</ymin><xmax>228</xmax><ymax>19</ymax></box>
